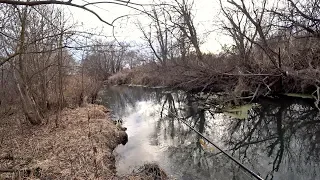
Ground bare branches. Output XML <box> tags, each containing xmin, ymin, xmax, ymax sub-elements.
<box><xmin>137</xmin><ymin>0</ymin><xmax>203</xmax><ymax>65</ymax></box>
<box><xmin>0</xmin><ymin>0</ymin><xmax>148</xmax><ymax>26</ymax></box>
<box><xmin>0</xmin><ymin>53</ymin><xmax>18</xmax><ymax>67</ymax></box>
<box><xmin>0</xmin><ymin>1</ymin><xmax>110</xmax><ymax>25</ymax></box>
<box><xmin>0</xmin><ymin>0</ymin><xmax>163</xmax><ymax>28</ymax></box>
<box><xmin>288</xmin><ymin>0</ymin><xmax>320</xmax><ymax>23</ymax></box>
<box><xmin>221</xmin><ymin>0</ymin><xmax>286</xmax><ymax>71</ymax></box>
<box><xmin>266</xmin><ymin>0</ymin><xmax>320</xmax><ymax>37</ymax></box>
<box><xmin>136</xmin><ymin>4</ymin><xmax>172</xmax><ymax>66</ymax></box>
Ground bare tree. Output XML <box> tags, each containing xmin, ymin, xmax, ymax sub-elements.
<box><xmin>137</xmin><ymin>0</ymin><xmax>203</xmax><ymax>65</ymax></box>
<box><xmin>220</xmin><ymin>0</ymin><xmax>282</xmax><ymax>72</ymax></box>
<box><xmin>270</xmin><ymin>0</ymin><xmax>320</xmax><ymax>37</ymax></box>
<box><xmin>219</xmin><ymin>0</ymin><xmax>257</xmax><ymax>69</ymax></box>
<box><xmin>13</xmin><ymin>5</ymin><xmax>43</xmax><ymax>125</ymax></box>
<box><xmin>170</xmin><ymin>0</ymin><xmax>203</xmax><ymax>61</ymax></box>
<box><xmin>0</xmin><ymin>3</ymin><xmax>78</xmax><ymax>125</ymax></box>
<box><xmin>82</xmin><ymin>41</ymin><xmax>130</xmax><ymax>79</ymax></box>
<box><xmin>137</xmin><ymin>5</ymin><xmax>172</xmax><ymax>66</ymax></box>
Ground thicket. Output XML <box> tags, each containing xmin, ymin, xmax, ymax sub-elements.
<box><xmin>0</xmin><ymin>4</ymin><xmax>142</xmax><ymax>126</ymax></box>
<box><xmin>109</xmin><ymin>0</ymin><xmax>320</xmax><ymax>105</ymax></box>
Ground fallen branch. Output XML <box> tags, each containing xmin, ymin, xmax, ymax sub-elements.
<box><xmin>0</xmin><ymin>168</ymin><xmax>16</xmax><ymax>173</ymax></box>
<box><xmin>312</xmin><ymin>85</ymin><xmax>320</xmax><ymax>110</ymax></box>
<box><xmin>251</xmin><ymin>84</ymin><xmax>261</xmax><ymax>102</ymax></box>
<box><xmin>222</xmin><ymin>72</ymin><xmax>282</xmax><ymax>77</ymax></box>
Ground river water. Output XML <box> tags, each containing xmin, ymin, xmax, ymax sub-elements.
<box><xmin>100</xmin><ymin>86</ymin><xmax>320</xmax><ymax>180</ymax></box>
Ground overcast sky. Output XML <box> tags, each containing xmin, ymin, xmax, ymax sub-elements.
<box><xmin>67</xmin><ymin>0</ymin><xmax>232</xmax><ymax>53</ymax></box>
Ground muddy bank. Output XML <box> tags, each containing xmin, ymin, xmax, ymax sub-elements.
<box><xmin>0</xmin><ymin>104</ymin><xmax>139</xmax><ymax>179</ymax></box>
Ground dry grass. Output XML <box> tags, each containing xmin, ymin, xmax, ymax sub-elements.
<box><xmin>108</xmin><ymin>56</ymin><xmax>238</xmax><ymax>92</ymax></box>
<box><xmin>0</xmin><ymin>104</ymin><xmax>127</xmax><ymax>179</ymax></box>
<box><xmin>108</xmin><ymin>66</ymin><xmax>165</xmax><ymax>87</ymax></box>
<box><xmin>126</xmin><ymin>163</ymin><xmax>168</xmax><ymax>180</ymax></box>
<box><xmin>108</xmin><ymin>48</ymin><xmax>320</xmax><ymax>101</ymax></box>
<box><xmin>108</xmin><ymin>70</ymin><xmax>132</xmax><ymax>85</ymax></box>
<box><xmin>64</xmin><ymin>75</ymin><xmax>103</xmax><ymax>108</ymax></box>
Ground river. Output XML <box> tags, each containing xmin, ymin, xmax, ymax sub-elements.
<box><xmin>99</xmin><ymin>86</ymin><xmax>320</xmax><ymax>180</ymax></box>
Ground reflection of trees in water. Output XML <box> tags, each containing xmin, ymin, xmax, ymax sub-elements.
<box><xmin>101</xmin><ymin>86</ymin><xmax>320</xmax><ymax>180</ymax></box>
<box><xmin>158</xmin><ymin>92</ymin><xmax>186</xmax><ymax>143</ymax></box>
<box><xmin>157</xmin><ymin>92</ymin><xmax>250</xmax><ymax>179</ymax></box>
<box><xmin>225</xmin><ymin>99</ymin><xmax>320</xmax><ymax>180</ymax></box>
<box><xmin>100</xmin><ymin>86</ymin><xmax>163</xmax><ymax>117</ymax></box>
<box><xmin>157</xmin><ymin>92</ymin><xmax>320</xmax><ymax>180</ymax></box>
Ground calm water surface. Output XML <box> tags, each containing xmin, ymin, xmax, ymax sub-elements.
<box><xmin>100</xmin><ymin>86</ymin><xmax>320</xmax><ymax>180</ymax></box>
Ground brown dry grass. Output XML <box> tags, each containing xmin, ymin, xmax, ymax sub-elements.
<box><xmin>108</xmin><ymin>64</ymin><xmax>174</xmax><ymax>88</ymax></box>
<box><xmin>0</xmin><ymin>104</ymin><xmax>127</xmax><ymax>180</ymax></box>
<box><xmin>108</xmin><ymin>48</ymin><xmax>320</xmax><ymax>100</ymax></box>
<box><xmin>64</xmin><ymin>75</ymin><xmax>103</xmax><ymax>108</ymax></box>
<box><xmin>107</xmin><ymin>56</ymin><xmax>238</xmax><ymax>92</ymax></box>
<box><xmin>127</xmin><ymin>163</ymin><xmax>168</xmax><ymax>180</ymax></box>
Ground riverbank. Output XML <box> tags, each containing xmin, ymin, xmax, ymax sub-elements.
<box><xmin>108</xmin><ymin>59</ymin><xmax>319</xmax><ymax>106</ymax></box>
<box><xmin>0</xmin><ymin>104</ymin><xmax>126</xmax><ymax>179</ymax></box>
<box><xmin>0</xmin><ymin>104</ymin><xmax>167</xmax><ymax>179</ymax></box>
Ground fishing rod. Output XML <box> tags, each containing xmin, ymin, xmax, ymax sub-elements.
<box><xmin>174</xmin><ymin>116</ymin><xmax>264</xmax><ymax>180</ymax></box>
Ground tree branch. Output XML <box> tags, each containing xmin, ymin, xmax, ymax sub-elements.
<box><xmin>0</xmin><ymin>53</ymin><xmax>19</xmax><ymax>67</ymax></box>
<box><xmin>288</xmin><ymin>0</ymin><xmax>320</xmax><ymax>22</ymax></box>
<box><xmin>0</xmin><ymin>0</ymin><xmax>115</xmax><ymax>26</ymax></box>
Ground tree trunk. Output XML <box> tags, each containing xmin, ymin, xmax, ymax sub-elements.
<box><xmin>15</xmin><ymin>73</ymin><xmax>43</xmax><ymax>125</ymax></box>
<box><xmin>15</xmin><ymin>6</ymin><xmax>43</xmax><ymax>125</ymax></box>
<box><xmin>56</xmin><ymin>25</ymin><xmax>65</xmax><ymax>127</ymax></box>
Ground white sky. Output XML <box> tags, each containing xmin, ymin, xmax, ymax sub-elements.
<box><xmin>67</xmin><ymin>0</ymin><xmax>233</xmax><ymax>53</ymax></box>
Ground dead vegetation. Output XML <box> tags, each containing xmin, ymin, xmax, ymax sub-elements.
<box><xmin>125</xmin><ymin>163</ymin><xmax>168</xmax><ymax>180</ymax></box>
<box><xmin>108</xmin><ymin>46</ymin><xmax>320</xmax><ymax>104</ymax></box>
<box><xmin>108</xmin><ymin>0</ymin><xmax>320</xmax><ymax>105</ymax></box>
<box><xmin>0</xmin><ymin>104</ymin><xmax>128</xmax><ymax>179</ymax></box>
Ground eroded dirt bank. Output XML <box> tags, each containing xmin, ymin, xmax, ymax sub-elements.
<box><xmin>0</xmin><ymin>104</ymin><xmax>130</xmax><ymax>179</ymax></box>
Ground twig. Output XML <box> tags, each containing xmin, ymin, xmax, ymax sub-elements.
<box><xmin>0</xmin><ymin>168</ymin><xmax>16</xmax><ymax>173</ymax></box>
<box><xmin>312</xmin><ymin>85</ymin><xmax>320</xmax><ymax>110</ymax></box>
<box><xmin>222</xmin><ymin>72</ymin><xmax>281</xmax><ymax>77</ymax></box>
<box><xmin>251</xmin><ymin>84</ymin><xmax>261</xmax><ymax>102</ymax></box>
<box><xmin>0</xmin><ymin>0</ymin><xmax>113</xmax><ymax>25</ymax></box>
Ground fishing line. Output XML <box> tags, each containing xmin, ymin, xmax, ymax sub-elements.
<box><xmin>157</xmin><ymin>94</ymin><xmax>264</xmax><ymax>179</ymax></box>
<box><xmin>174</xmin><ymin>116</ymin><xmax>264</xmax><ymax>180</ymax></box>
<box><xmin>161</xmin><ymin>105</ymin><xmax>264</xmax><ymax>180</ymax></box>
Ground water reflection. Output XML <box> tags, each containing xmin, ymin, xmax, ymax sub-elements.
<box><xmin>100</xmin><ymin>86</ymin><xmax>320</xmax><ymax>180</ymax></box>
<box><xmin>225</xmin><ymin>98</ymin><xmax>320</xmax><ymax>180</ymax></box>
